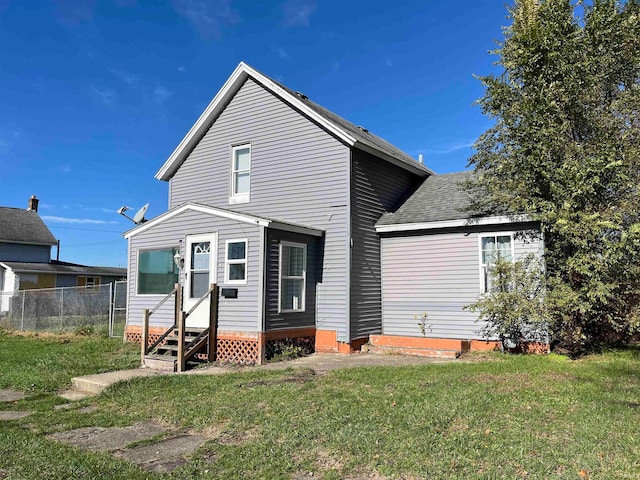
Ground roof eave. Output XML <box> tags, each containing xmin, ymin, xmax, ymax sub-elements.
<box><xmin>0</xmin><ymin>239</ymin><xmax>57</xmax><ymax>247</ymax></box>
<box><xmin>375</xmin><ymin>215</ymin><xmax>532</xmax><ymax>233</ymax></box>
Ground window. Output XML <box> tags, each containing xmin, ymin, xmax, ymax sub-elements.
<box><xmin>189</xmin><ymin>241</ymin><xmax>211</xmax><ymax>298</ymax></box>
<box><xmin>225</xmin><ymin>239</ymin><xmax>247</xmax><ymax>284</ymax></box>
<box><xmin>279</xmin><ymin>242</ymin><xmax>306</xmax><ymax>312</ymax></box>
<box><xmin>230</xmin><ymin>144</ymin><xmax>251</xmax><ymax>204</ymax></box>
<box><xmin>137</xmin><ymin>248</ymin><xmax>179</xmax><ymax>294</ymax></box>
<box><xmin>479</xmin><ymin>234</ymin><xmax>513</xmax><ymax>293</ymax></box>
<box><xmin>77</xmin><ymin>276</ymin><xmax>100</xmax><ymax>289</ymax></box>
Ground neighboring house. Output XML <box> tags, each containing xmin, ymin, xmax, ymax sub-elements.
<box><xmin>0</xmin><ymin>196</ymin><xmax>126</xmax><ymax>312</ymax></box>
<box><xmin>124</xmin><ymin>62</ymin><xmax>545</xmax><ymax>363</ymax></box>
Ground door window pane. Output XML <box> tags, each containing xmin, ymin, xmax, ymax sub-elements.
<box><xmin>190</xmin><ymin>242</ymin><xmax>210</xmax><ymax>298</ymax></box>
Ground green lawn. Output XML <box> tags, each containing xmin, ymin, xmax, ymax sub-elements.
<box><xmin>0</xmin><ymin>331</ymin><xmax>639</xmax><ymax>479</ymax></box>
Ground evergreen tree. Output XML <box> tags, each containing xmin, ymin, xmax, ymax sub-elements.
<box><xmin>470</xmin><ymin>0</ymin><xmax>640</xmax><ymax>352</ymax></box>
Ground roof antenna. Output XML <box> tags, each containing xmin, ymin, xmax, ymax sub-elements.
<box><xmin>117</xmin><ymin>203</ymin><xmax>149</xmax><ymax>225</ymax></box>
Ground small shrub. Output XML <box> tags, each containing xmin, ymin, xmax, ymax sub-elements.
<box><xmin>465</xmin><ymin>254</ymin><xmax>549</xmax><ymax>351</ymax></box>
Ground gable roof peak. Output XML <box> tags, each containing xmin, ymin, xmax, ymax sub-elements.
<box><xmin>155</xmin><ymin>62</ymin><xmax>432</xmax><ymax>181</ymax></box>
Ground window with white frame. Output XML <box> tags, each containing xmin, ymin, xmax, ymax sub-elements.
<box><xmin>225</xmin><ymin>239</ymin><xmax>247</xmax><ymax>284</ymax></box>
<box><xmin>479</xmin><ymin>234</ymin><xmax>514</xmax><ymax>293</ymax></box>
<box><xmin>279</xmin><ymin>242</ymin><xmax>306</xmax><ymax>312</ymax></box>
<box><xmin>230</xmin><ymin>144</ymin><xmax>251</xmax><ymax>203</ymax></box>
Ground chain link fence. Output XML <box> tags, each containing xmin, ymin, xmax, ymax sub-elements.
<box><xmin>0</xmin><ymin>281</ymin><xmax>127</xmax><ymax>337</ymax></box>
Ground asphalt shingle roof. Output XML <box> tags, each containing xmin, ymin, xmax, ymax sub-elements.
<box><xmin>377</xmin><ymin>171</ymin><xmax>481</xmax><ymax>225</ymax></box>
<box><xmin>0</xmin><ymin>207</ymin><xmax>57</xmax><ymax>245</ymax></box>
<box><xmin>268</xmin><ymin>76</ymin><xmax>433</xmax><ymax>176</ymax></box>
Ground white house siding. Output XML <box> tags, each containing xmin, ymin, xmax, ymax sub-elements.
<box><xmin>0</xmin><ymin>267</ymin><xmax>16</xmax><ymax>312</ymax></box>
<box><xmin>168</xmin><ymin>78</ymin><xmax>351</xmax><ymax>341</ymax></box>
<box><xmin>350</xmin><ymin>150</ymin><xmax>420</xmax><ymax>341</ymax></box>
<box><xmin>381</xmin><ymin>226</ymin><xmax>543</xmax><ymax>340</ymax></box>
<box><xmin>127</xmin><ymin>209</ymin><xmax>261</xmax><ymax>333</ymax></box>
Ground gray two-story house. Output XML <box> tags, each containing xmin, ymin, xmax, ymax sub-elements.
<box><xmin>124</xmin><ymin>62</ymin><xmax>544</xmax><ymax>364</ymax></box>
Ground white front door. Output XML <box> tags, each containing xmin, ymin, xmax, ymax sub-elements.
<box><xmin>184</xmin><ymin>233</ymin><xmax>217</xmax><ymax>329</ymax></box>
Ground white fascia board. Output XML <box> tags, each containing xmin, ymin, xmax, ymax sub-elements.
<box><xmin>154</xmin><ymin>62</ymin><xmax>357</xmax><ymax>181</ymax></box>
<box><xmin>124</xmin><ymin>203</ymin><xmax>269</xmax><ymax>239</ymax></box>
<box><xmin>375</xmin><ymin>215</ymin><xmax>531</xmax><ymax>233</ymax></box>
<box><xmin>269</xmin><ymin>221</ymin><xmax>324</xmax><ymax>237</ymax></box>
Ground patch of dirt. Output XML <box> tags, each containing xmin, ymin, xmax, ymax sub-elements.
<box><xmin>217</xmin><ymin>426</ymin><xmax>261</xmax><ymax>446</ymax></box>
<box><xmin>315</xmin><ymin>449</ymin><xmax>343</xmax><ymax>471</ymax></box>
<box><xmin>194</xmin><ymin>422</ymin><xmax>228</xmax><ymax>440</ymax></box>
<box><xmin>442</xmin><ymin>416</ymin><xmax>470</xmax><ymax>436</ymax></box>
<box><xmin>343</xmin><ymin>467</ymin><xmax>389</xmax><ymax>479</ymax></box>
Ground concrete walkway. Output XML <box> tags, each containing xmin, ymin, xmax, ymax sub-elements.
<box><xmin>61</xmin><ymin>352</ymin><xmax>455</xmax><ymax>399</ymax></box>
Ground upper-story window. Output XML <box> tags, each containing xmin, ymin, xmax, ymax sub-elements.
<box><xmin>479</xmin><ymin>234</ymin><xmax>514</xmax><ymax>293</ymax></box>
<box><xmin>230</xmin><ymin>144</ymin><xmax>251</xmax><ymax>204</ymax></box>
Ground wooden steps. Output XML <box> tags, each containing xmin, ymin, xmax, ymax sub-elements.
<box><xmin>144</xmin><ymin>328</ymin><xmax>208</xmax><ymax>372</ymax></box>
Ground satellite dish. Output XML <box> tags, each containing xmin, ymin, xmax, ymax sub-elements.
<box><xmin>132</xmin><ymin>203</ymin><xmax>149</xmax><ymax>224</ymax></box>
<box><xmin>117</xmin><ymin>203</ymin><xmax>149</xmax><ymax>225</ymax></box>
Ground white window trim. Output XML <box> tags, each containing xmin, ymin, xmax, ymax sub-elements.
<box><xmin>478</xmin><ymin>232</ymin><xmax>516</xmax><ymax>294</ymax></box>
<box><xmin>229</xmin><ymin>143</ymin><xmax>251</xmax><ymax>204</ymax></box>
<box><xmin>278</xmin><ymin>241</ymin><xmax>307</xmax><ymax>313</ymax></box>
<box><xmin>224</xmin><ymin>238</ymin><xmax>248</xmax><ymax>285</ymax></box>
<box><xmin>136</xmin><ymin>247</ymin><xmax>180</xmax><ymax>296</ymax></box>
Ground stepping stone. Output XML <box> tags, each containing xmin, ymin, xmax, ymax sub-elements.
<box><xmin>0</xmin><ymin>389</ymin><xmax>26</xmax><ymax>402</ymax></box>
<box><xmin>115</xmin><ymin>435</ymin><xmax>209</xmax><ymax>473</ymax></box>
<box><xmin>47</xmin><ymin>422</ymin><xmax>168</xmax><ymax>452</ymax></box>
<box><xmin>0</xmin><ymin>411</ymin><xmax>32</xmax><ymax>420</ymax></box>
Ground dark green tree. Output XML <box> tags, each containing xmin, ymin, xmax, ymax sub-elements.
<box><xmin>470</xmin><ymin>0</ymin><xmax>640</xmax><ymax>352</ymax></box>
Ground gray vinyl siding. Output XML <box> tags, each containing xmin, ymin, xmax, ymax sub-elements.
<box><xmin>381</xmin><ymin>226</ymin><xmax>543</xmax><ymax>340</ymax></box>
<box><xmin>168</xmin><ymin>78</ymin><xmax>351</xmax><ymax>341</ymax></box>
<box><xmin>127</xmin><ymin>209</ymin><xmax>261</xmax><ymax>332</ymax></box>
<box><xmin>350</xmin><ymin>150</ymin><xmax>420</xmax><ymax>341</ymax></box>
<box><xmin>0</xmin><ymin>243</ymin><xmax>51</xmax><ymax>263</ymax></box>
<box><xmin>264</xmin><ymin>229</ymin><xmax>317</xmax><ymax>332</ymax></box>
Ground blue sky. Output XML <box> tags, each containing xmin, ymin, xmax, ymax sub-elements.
<box><xmin>0</xmin><ymin>0</ymin><xmax>510</xmax><ymax>268</ymax></box>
